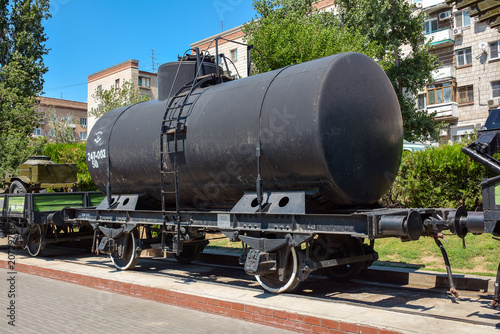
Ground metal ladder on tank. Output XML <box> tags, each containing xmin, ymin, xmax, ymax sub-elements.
<box><xmin>159</xmin><ymin>74</ymin><xmax>218</xmax><ymax>255</ymax></box>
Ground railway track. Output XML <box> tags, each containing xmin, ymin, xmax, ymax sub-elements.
<box><xmin>9</xmin><ymin>244</ymin><xmax>498</xmax><ymax>330</ymax></box>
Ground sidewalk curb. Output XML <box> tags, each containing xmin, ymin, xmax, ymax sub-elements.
<box><xmin>0</xmin><ymin>259</ymin><xmax>402</xmax><ymax>334</ymax></box>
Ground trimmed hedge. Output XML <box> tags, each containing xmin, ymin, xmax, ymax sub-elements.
<box><xmin>382</xmin><ymin>143</ymin><xmax>493</xmax><ymax>211</ymax></box>
<box><xmin>43</xmin><ymin>143</ymin><xmax>98</xmax><ymax>191</ymax></box>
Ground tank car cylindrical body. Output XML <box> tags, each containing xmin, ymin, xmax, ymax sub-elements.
<box><xmin>86</xmin><ymin>52</ymin><xmax>403</xmax><ymax>210</ymax></box>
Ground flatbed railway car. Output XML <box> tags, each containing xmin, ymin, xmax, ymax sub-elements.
<box><xmin>0</xmin><ymin>192</ymin><xmax>105</xmax><ymax>256</ymax></box>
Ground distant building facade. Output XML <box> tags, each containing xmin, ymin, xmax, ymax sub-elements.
<box><xmin>415</xmin><ymin>0</ymin><xmax>500</xmax><ymax>142</ymax></box>
<box><xmin>87</xmin><ymin>59</ymin><xmax>158</xmax><ymax>132</ymax></box>
<box><xmin>33</xmin><ymin>97</ymin><xmax>88</xmax><ymax>142</ymax></box>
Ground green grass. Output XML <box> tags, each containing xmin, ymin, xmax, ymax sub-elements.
<box><xmin>206</xmin><ymin>233</ymin><xmax>500</xmax><ymax>277</ymax></box>
<box><xmin>374</xmin><ymin>234</ymin><xmax>500</xmax><ymax>276</ymax></box>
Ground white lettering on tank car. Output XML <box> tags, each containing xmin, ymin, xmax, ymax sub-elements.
<box><xmin>87</xmin><ymin>149</ymin><xmax>106</xmax><ymax>169</ymax></box>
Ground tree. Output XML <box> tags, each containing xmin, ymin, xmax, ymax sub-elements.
<box><xmin>0</xmin><ymin>0</ymin><xmax>50</xmax><ymax>186</ymax></box>
<box><xmin>242</xmin><ymin>0</ymin><xmax>379</xmax><ymax>74</ymax></box>
<box><xmin>47</xmin><ymin>108</ymin><xmax>77</xmax><ymax>144</ymax></box>
<box><xmin>335</xmin><ymin>0</ymin><xmax>440</xmax><ymax>141</ymax></box>
<box><xmin>89</xmin><ymin>80</ymin><xmax>151</xmax><ymax>118</ymax></box>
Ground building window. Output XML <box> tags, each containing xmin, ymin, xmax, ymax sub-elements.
<box><xmin>33</xmin><ymin>128</ymin><xmax>42</xmax><ymax>136</ymax></box>
<box><xmin>230</xmin><ymin>48</ymin><xmax>238</xmax><ymax>62</ymax></box>
<box><xmin>456</xmin><ymin>47</ymin><xmax>472</xmax><ymax>66</ymax></box>
<box><xmin>417</xmin><ymin>93</ymin><xmax>426</xmax><ymax>110</ymax></box>
<box><xmin>424</xmin><ymin>18</ymin><xmax>438</xmax><ymax>34</ymax></box>
<box><xmin>493</xmin><ymin>81</ymin><xmax>500</xmax><ymax>98</ymax></box>
<box><xmin>49</xmin><ymin>129</ymin><xmax>55</xmax><ymax>137</ymax></box>
<box><xmin>115</xmin><ymin>79</ymin><xmax>120</xmax><ymax>89</ymax></box>
<box><xmin>490</xmin><ymin>41</ymin><xmax>500</xmax><ymax>60</ymax></box>
<box><xmin>458</xmin><ymin>85</ymin><xmax>474</xmax><ymax>104</ymax></box>
<box><xmin>80</xmin><ymin>117</ymin><xmax>87</xmax><ymax>128</ymax></box>
<box><xmin>138</xmin><ymin>76</ymin><xmax>150</xmax><ymax>88</ymax></box>
<box><xmin>454</xmin><ymin>10</ymin><xmax>471</xmax><ymax>28</ymax></box>
<box><xmin>37</xmin><ymin>112</ymin><xmax>45</xmax><ymax>124</ymax></box>
<box><xmin>97</xmin><ymin>85</ymin><xmax>102</xmax><ymax>92</ymax></box>
<box><xmin>427</xmin><ymin>82</ymin><xmax>456</xmax><ymax>105</ymax></box>
<box><xmin>80</xmin><ymin>132</ymin><xmax>87</xmax><ymax>141</ymax></box>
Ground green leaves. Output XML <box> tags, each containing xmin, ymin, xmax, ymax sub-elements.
<box><xmin>43</xmin><ymin>143</ymin><xmax>98</xmax><ymax>191</ymax></box>
<box><xmin>47</xmin><ymin>107</ymin><xmax>77</xmax><ymax>144</ymax></box>
<box><xmin>336</xmin><ymin>0</ymin><xmax>439</xmax><ymax>141</ymax></box>
<box><xmin>383</xmin><ymin>143</ymin><xmax>492</xmax><ymax>210</ymax></box>
<box><xmin>244</xmin><ymin>0</ymin><xmax>439</xmax><ymax>141</ymax></box>
<box><xmin>243</xmin><ymin>0</ymin><xmax>377</xmax><ymax>75</ymax></box>
<box><xmin>0</xmin><ymin>0</ymin><xmax>50</xmax><ymax>187</ymax></box>
<box><xmin>89</xmin><ymin>80</ymin><xmax>151</xmax><ymax>118</ymax></box>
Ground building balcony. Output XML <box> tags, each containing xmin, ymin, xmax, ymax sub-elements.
<box><xmin>424</xmin><ymin>28</ymin><xmax>454</xmax><ymax>48</ymax></box>
<box><xmin>427</xmin><ymin>102</ymin><xmax>459</xmax><ymax>120</ymax></box>
<box><xmin>431</xmin><ymin>65</ymin><xmax>456</xmax><ymax>82</ymax></box>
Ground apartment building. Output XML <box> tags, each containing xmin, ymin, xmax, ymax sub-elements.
<box><xmin>33</xmin><ymin>97</ymin><xmax>88</xmax><ymax>142</ymax></box>
<box><xmin>87</xmin><ymin>59</ymin><xmax>158</xmax><ymax>132</ymax></box>
<box><xmin>416</xmin><ymin>0</ymin><xmax>500</xmax><ymax>142</ymax></box>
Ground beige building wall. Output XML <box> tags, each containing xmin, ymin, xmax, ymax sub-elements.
<box><xmin>34</xmin><ymin>97</ymin><xmax>88</xmax><ymax>142</ymax></box>
<box><xmin>452</xmin><ymin>20</ymin><xmax>500</xmax><ymax>138</ymax></box>
<box><xmin>87</xmin><ymin>59</ymin><xmax>158</xmax><ymax>132</ymax></box>
<box><xmin>191</xmin><ymin>26</ymin><xmax>249</xmax><ymax>79</ymax></box>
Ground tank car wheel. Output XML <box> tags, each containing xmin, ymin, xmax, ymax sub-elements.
<box><xmin>313</xmin><ymin>235</ymin><xmax>364</xmax><ymax>282</ymax></box>
<box><xmin>175</xmin><ymin>243</ymin><xmax>202</xmax><ymax>264</ymax></box>
<box><xmin>25</xmin><ymin>225</ymin><xmax>45</xmax><ymax>257</ymax></box>
<box><xmin>256</xmin><ymin>246</ymin><xmax>301</xmax><ymax>294</ymax></box>
<box><xmin>10</xmin><ymin>180</ymin><xmax>29</xmax><ymax>194</ymax></box>
<box><xmin>110</xmin><ymin>232</ymin><xmax>140</xmax><ymax>270</ymax></box>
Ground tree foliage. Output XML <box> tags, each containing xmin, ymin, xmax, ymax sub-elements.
<box><xmin>47</xmin><ymin>107</ymin><xmax>77</xmax><ymax>144</ymax></box>
<box><xmin>43</xmin><ymin>143</ymin><xmax>98</xmax><ymax>191</ymax></box>
<box><xmin>335</xmin><ymin>0</ymin><xmax>440</xmax><ymax>141</ymax></box>
<box><xmin>382</xmin><ymin>144</ymin><xmax>492</xmax><ymax>210</ymax></box>
<box><xmin>244</xmin><ymin>0</ymin><xmax>440</xmax><ymax>141</ymax></box>
<box><xmin>242</xmin><ymin>0</ymin><xmax>379</xmax><ymax>74</ymax></box>
<box><xmin>0</xmin><ymin>0</ymin><xmax>50</xmax><ymax>186</ymax></box>
<box><xmin>89</xmin><ymin>80</ymin><xmax>151</xmax><ymax>118</ymax></box>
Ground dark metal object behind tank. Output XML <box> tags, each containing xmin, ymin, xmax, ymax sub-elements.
<box><xmin>86</xmin><ymin>53</ymin><xmax>403</xmax><ymax>212</ymax></box>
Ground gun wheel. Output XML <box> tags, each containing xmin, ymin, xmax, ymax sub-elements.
<box><xmin>10</xmin><ymin>180</ymin><xmax>29</xmax><ymax>194</ymax></box>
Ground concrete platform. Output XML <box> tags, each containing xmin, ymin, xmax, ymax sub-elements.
<box><xmin>1</xmin><ymin>247</ymin><xmax>499</xmax><ymax>334</ymax></box>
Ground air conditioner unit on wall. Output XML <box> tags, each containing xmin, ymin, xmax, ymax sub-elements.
<box><xmin>439</xmin><ymin>11</ymin><xmax>451</xmax><ymax>20</ymax></box>
<box><xmin>488</xmin><ymin>98</ymin><xmax>500</xmax><ymax>108</ymax></box>
<box><xmin>453</xmin><ymin>27</ymin><xmax>462</xmax><ymax>36</ymax></box>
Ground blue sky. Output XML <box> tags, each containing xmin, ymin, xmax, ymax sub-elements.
<box><xmin>42</xmin><ymin>0</ymin><xmax>256</xmax><ymax>102</ymax></box>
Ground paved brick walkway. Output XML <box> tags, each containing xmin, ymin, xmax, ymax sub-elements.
<box><xmin>0</xmin><ymin>268</ymin><xmax>293</xmax><ymax>334</ymax></box>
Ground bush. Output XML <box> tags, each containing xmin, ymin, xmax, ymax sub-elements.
<box><xmin>382</xmin><ymin>143</ymin><xmax>493</xmax><ymax>210</ymax></box>
<box><xmin>43</xmin><ymin>143</ymin><xmax>98</xmax><ymax>191</ymax></box>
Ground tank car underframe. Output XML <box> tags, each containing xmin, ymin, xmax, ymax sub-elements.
<box><xmin>62</xmin><ymin>191</ymin><xmax>488</xmax><ymax>294</ymax></box>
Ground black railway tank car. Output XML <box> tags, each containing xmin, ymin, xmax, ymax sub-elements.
<box><xmin>87</xmin><ymin>52</ymin><xmax>403</xmax><ymax>211</ymax></box>
<box><xmin>60</xmin><ymin>50</ymin><xmax>492</xmax><ymax>294</ymax></box>
<box><xmin>2</xmin><ymin>49</ymin><xmax>497</xmax><ymax>297</ymax></box>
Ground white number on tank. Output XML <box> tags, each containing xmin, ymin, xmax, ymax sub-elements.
<box><xmin>87</xmin><ymin>149</ymin><xmax>106</xmax><ymax>169</ymax></box>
